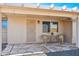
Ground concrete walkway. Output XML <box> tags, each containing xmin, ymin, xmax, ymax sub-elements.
<box><xmin>1</xmin><ymin>43</ymin><xmax>78</xmax><ymax>56</ymax></box>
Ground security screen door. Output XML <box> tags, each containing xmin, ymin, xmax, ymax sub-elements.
<box><xmin>27</xmin><ymin>19</ymin><xmax>36</xmax><ymax>43</ymax></box>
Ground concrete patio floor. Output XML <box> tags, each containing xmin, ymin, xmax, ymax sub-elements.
<box><xmin>1</xmin><ymin>43</ymin><xmax>78</xmax><ymax>56</ymax></box>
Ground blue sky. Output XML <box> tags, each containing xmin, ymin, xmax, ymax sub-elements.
<box><xmin>39</xmin><ymin>3</ymin><xmax>79</xmax><ymax>9</ymax></box>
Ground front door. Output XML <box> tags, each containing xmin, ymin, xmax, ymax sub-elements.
<box><xmin>63</xmin><ymin>21</ymin><xmax>72</xmax><ymax>43</ymax></box>
<box><xmin>27</xmin><ymin>19</ymin><xmax>36</xmax><ymax>43</ymax></box>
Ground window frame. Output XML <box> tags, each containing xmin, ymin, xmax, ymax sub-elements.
<box><xmin>42</xmin><ymin>21</ymin><xmax>58</xmax><ymax>33</ymax></box>
<box><xmin>51</xmin><ymin>22</ymin><xmax>58</xmax><ymax>32</ymax></box>
<box><xmin>42</xmin><ymin>21</ymin><xmax>50</xmax><ymax>33</ymax></box>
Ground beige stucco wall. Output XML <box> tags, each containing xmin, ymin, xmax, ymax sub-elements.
<box><xmin>6</xmin><ymin>14</ymin><xmax>60</xmax><ymax>44</ymax></box>
<box><xmin>7</xmin><ymin>14</ymin><xmax>27</xmax><ymax>44</ymax></box>
<box><xmin>2</xmin><ymin>14</ymin><xmax>72</xmax><ymax>44</ymax></box>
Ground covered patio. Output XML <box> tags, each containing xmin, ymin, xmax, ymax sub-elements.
<box><xmin>1</xmin><ymin>14</ymin><xmax>77</xmax><ymax>55</ymax></box>
<box><xmin>0</xmin><ymin>4</ymin><xmax>79</xmax><ymax>56</ymax></box>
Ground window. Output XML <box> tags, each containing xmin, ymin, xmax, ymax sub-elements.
<box><xmin>2</xmin><ymin>19</ymin><xmax>8</xmax><ymax>29</ymax></box>
<box><xmin>43</xmin><ymin>22</ymin><xmax>50</xmax><ymax>33</ymax></box>
<box><xmin>42</xmin><ymin>21</ymin><xmax>58</xmax><ymax>33</ymax></box>
<box><xmin>51</xmin><ymin>22</ymin><xmax>58</xmax><ymax>32</ymax></box>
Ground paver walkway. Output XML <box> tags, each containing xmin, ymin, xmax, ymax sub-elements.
<box><xmin>2</xmin><ymin>43</ymin><xmax>78</xmax><ymax>56</ymax></box>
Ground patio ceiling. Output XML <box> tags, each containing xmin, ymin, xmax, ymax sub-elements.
<box><xmin>0</xmin><ymin>3</ymin><xmax>79</xmax><ymax>12</ymax></box>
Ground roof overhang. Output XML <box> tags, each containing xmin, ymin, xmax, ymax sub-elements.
<box><xmin>0</xmin><ymin>5</ymin><xmax>79</xmax><ymax>18</ymax></box>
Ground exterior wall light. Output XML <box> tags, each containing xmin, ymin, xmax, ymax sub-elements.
<box><xmin>37</xmin><ymin>20</ymin><xmax>40</xmax><ymax>24</ymax></box>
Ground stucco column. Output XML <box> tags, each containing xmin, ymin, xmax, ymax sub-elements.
<box><xmin>72</xmin><ymin>17</ymin><xmax>77</xmax><ymax>44</ymax></box>
<box><xmin>76</xmin><ymin>16</ymin><xmax>79</xmax><ymax>48</ymax></box>
<box><xmin>0</xmin><ymin>13</ymin><xmax>2</xmax><ymax>55</ymax></box>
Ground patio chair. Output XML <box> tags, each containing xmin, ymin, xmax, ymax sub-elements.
<box><xmin>40</xmin><ymin>34</ymin><xmax>51</xmax><ymax>45</ymax></box>
<box><xmin>50</xmin><ymin>32</ymin><xmax>64</xmax><ymax>44</ymax></box>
